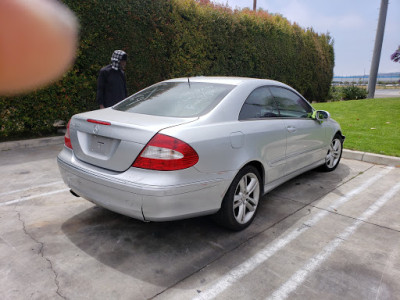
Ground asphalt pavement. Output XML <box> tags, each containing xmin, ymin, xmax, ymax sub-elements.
<box><xmin>374</xmin><ymin>88</ymin><xmax>400</xmax><ymax>98</ymax></box>
<box><xmin>0</xmin><ymin>142</ymin><xmax>399</xmax><ymax>299</ymax></box>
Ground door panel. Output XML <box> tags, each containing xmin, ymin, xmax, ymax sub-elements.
<box><xmin>269</xmin><ymin>86</ymin><xmax>326</xmax><ymax>174</ymax></box>
<box><xmin>283</xmin><ymin>119</ymin><xmax>326</xmax><ymax>174</ymax></box>
<box><xmin>238</xmin><ymin>86</ymin><xmax>287</xmax><ymax>183</ymax></box>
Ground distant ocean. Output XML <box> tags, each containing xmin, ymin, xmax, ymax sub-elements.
<box><xmin>333</xmin><ymin>72</ymin><xmax>400</xmax><ymax>83</ymax></box>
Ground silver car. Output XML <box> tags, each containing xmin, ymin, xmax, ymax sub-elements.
<box><xmin>58</xmin><ymin>77</ymin><xmax>344</xmax><ymax>230</ymax></box>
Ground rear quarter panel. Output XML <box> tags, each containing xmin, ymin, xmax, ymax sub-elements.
<box><xmin>160</xmin><ymin>119</ymin><xmax>287</xmax><ymax>186</ymax></box>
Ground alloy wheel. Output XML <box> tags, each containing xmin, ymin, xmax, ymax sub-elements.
<box><xmin>233</xmin><ymin>173</ymin><xmax>260</xmax><ymax>224</ymax></box>
<box><xmin>326</xmin><ymin>138</ymin><xmax>342</xmax><ymax>169</ymax></box>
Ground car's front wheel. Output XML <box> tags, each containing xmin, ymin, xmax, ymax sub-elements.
<box><xmin>320</xmin><ymin>134</ymin><xmax>343</xmax><ymax>172</ymax></box>
<box><xmin>214</xmin><ymin>165</ymin><xmax>261</xmax><ymax>231</ymax></box>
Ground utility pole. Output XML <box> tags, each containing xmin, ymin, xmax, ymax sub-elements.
<box><xmin>367</xmin><ymin>0</ymin><xmax>388</xmax><ymax>98</ymax></box>
<box><xmin>253</xmin><ymin>0</ymin><xmax>257</xmax><ymax>11</ymax></box>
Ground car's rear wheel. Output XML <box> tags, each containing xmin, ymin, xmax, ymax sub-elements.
<box><xmin>214</xmin><ymin>165</ymin><xmax>261</xmax><ymax>231</ymax></box>
<box><xmin>320</xmin><ymin>134</ymin><xmax>343</xmax><ymax>172</ymax></box>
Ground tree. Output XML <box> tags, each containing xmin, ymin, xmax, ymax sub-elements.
<box><xmin>391</xmin><ymin>45</ymin><xmax>400</xmax><ymax>63</ymax></box>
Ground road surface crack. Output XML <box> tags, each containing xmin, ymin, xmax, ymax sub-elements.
<box><xmin>17</xmin><ymin>211</ymin><xmax>66</xmax><ymax>300</ymax></box>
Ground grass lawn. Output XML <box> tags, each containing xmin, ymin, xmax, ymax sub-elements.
<box><xmin>313</xmin><ymin>97</ymin><xmax>400</xmax><ymax>157</ymax></box>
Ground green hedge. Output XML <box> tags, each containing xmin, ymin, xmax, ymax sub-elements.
<box><xmin>328</xmin><ymin>85</ymin><xmax>368</xmax><ymax>101</ymax></box>
<box><xmin>0</xmin><ymin>0</ymin><xmax>334</xmax><ymax>140</ymax></box>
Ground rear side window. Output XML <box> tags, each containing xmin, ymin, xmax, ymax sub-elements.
<box><xmin>239</xmin><ymin>87</ymin><xmax>279</xmax><ymax>120</ymax></box>
<box><xmin>269</xmin><ymin>86</ymin><xmax>312</xmax><ymax>118</ymax></box>
<box><xmin>114</xmin><ymin>82</ymin><xmax>235</xmax><ymax>117</ymax></box>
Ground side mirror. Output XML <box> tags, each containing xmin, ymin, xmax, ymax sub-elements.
<box><xmin>315</xmin><ymin>110</ymin><xmax>330</xmax><ymax>121</ymax></box>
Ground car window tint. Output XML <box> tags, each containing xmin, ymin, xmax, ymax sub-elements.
<box><xmin>114</xmin><ymin>82</ymin><xmax>235</xmax><ymax>118</ymax></box>
<box><xmin>270</xmin><ymin>86</ymin><xmax>312</xmax><ymax>118</ymax></box>
<box><xmin>239</xmin><ymin>87</ymin><xmax>279</xmax><ymax>120</ymax></box>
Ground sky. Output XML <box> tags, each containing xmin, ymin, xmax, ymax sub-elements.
<box><xmin>212</xmin><ymin>0</ymin><xmax>400</xmax><ymax>76</ymax></box>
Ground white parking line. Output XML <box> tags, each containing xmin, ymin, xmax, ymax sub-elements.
<box><xmin>192</xmin><ymin>167</ymin><xmax>393</xmax><ymax>300</ymax></box>
<box><xmin>0</xmin><ymin>189</ymin><xmax>69</xmax><ymax>207</ymax></box>
<box><xmin>0</xmin><ymin>181</ymin><xmax>64</xmax><ymax>197</ymax></box>
<box><xmin>268</xmin><ymin>181</ymin><xmax>400</xmax><ymax>300</ymax></box>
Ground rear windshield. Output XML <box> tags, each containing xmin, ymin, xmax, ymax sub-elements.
<box><xmin>114</xmin><ymin>82</ymin><xmax>235</xmax><ymax>117</ymax></box>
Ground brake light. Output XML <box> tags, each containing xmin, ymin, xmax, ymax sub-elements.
<box><xmin>87</xmin><ymin>119</ymin><xmax>111</xmax><ymax>125</ymax></box>
<box><xmin>132</xmin><ymin>134</ymin><xmax>199</xmax><ymax>171</ymax></box>
<box><xmin>65</xmin><ymin>119</ymin><xmax>72</xmax><ymax>149</ymax></box>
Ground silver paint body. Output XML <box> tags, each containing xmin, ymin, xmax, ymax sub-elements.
<box><xmin>57</xmin><ymin>77</ymin><xmax>342</xmax><ymax>221</ymax></box>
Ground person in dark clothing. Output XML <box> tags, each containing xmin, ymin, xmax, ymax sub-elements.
<box><xmin>97</xmin><ymin>50</ymin><xmax>128</xmax><ymax>109</ymax></box>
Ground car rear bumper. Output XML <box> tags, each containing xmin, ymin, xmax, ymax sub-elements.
<box><xmin>57</xmin><ymin>148</ymin><xmax>232</xmax><ymax>221</ymax></box>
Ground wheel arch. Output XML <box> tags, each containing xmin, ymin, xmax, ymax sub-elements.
<box><xmin>335</xmin><ymin>130</ymin><xmax>346</xmax><ymax>142</ymax></box>
<box><xmin>213</xmin><ymin>160</ymin><xmax>265</xmax><ymax>230</ymax></box>
<box><xmin>241</xmin><ymin>160</ymin><xmax>265</xmax><ymax>195</ymax></box>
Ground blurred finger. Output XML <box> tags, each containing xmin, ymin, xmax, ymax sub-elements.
<box><xmin>0</xmin><ymin>0</ymin><xmax>78</xmax><ymax>95</ymax></box>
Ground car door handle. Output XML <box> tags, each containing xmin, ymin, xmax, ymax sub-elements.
<box><xmin>287</xmin><ymin>126</ymin><xmax>297</xmax><ymax>133</ymax></box>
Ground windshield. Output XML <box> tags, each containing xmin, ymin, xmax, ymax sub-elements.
<box><xmin>114</xmin><ymin>81</ymin><xmax>235</xmax><ymax>117</ymax></box>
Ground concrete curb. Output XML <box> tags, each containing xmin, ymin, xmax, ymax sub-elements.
<box><xmin>0</xmin><ymin>136</ymin><xmax>64</xmax><ymax>151</ymax></box>
<box><xmin>342</xmin><ymin>149</ymin><xmax>400</xmax><ymax>167</ymax></box>
<box><xmin>1</xmin><ymin>137</ymin><xmax>399</xmax><ymax>167</ymax></box>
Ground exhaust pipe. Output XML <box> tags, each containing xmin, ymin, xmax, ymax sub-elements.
<box><xmin>70</xmin><ymin>189</ymin><xmax>80</xmax><ymax>197</ymax></box>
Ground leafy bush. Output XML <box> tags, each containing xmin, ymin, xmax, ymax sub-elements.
<box><xmin>341</xmin><ymin>85</ymin><xmax>367</xmax><ymax>100</ymax></box>
<box><xmin>327</xmin><ymin>85</ymin><xmax>368</xmax><ymax>101</ymax></box>
<box><xmin>0</xmin><ymin>70</ymin><xmax>97</xmax><ymax>140</ymax></box>
<box><xmin>327</xmin><ymin>86</ymin><xmax>343</xmax><ymax>101</ymax></box>
<box><xmin>0</xmin><ymin>0</ymin><xmax>334</xmax><ymax>141</ymax></box>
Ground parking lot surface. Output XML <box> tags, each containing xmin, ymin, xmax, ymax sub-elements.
<box><xmin>0</xmin><ymin>144</ymin><xmax>399</xmax><ymax>299</ymax></box>
<box><xmin>374</xmin><ymin>88</ymin><xmax>400</xmax><ymax>98</ymax></box>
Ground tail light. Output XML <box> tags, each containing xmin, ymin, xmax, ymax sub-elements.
<box><xmin>132</xmin><ymin>134</ymin><xmax>199</xmax><ymax>171</ymax></box>
<box><xmin>64</xmin><ymin>119</ymin><xmax>72</xmax><ymax>149</ymax></box>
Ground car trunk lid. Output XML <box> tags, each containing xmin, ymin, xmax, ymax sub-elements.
<box><xmin>69</xmin><ymin>109</ymin><xmax>197</xmax><ymax>172</ymax></box>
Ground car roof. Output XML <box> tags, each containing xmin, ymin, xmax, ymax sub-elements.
<box><xmin>164</xmin><ymin>76</ymin><xmax>285</xmax><ymax>87</ymax></box>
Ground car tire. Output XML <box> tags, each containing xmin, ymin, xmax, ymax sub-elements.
<box><xmin>214</xmin><ymin>165</ymin><xmax>262</xmax><ymax>231</ymax></box>
<box><xmin>320</xmin><ymin>133</ymin><xmax>343</xmax><ymax>172</ymax></box>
